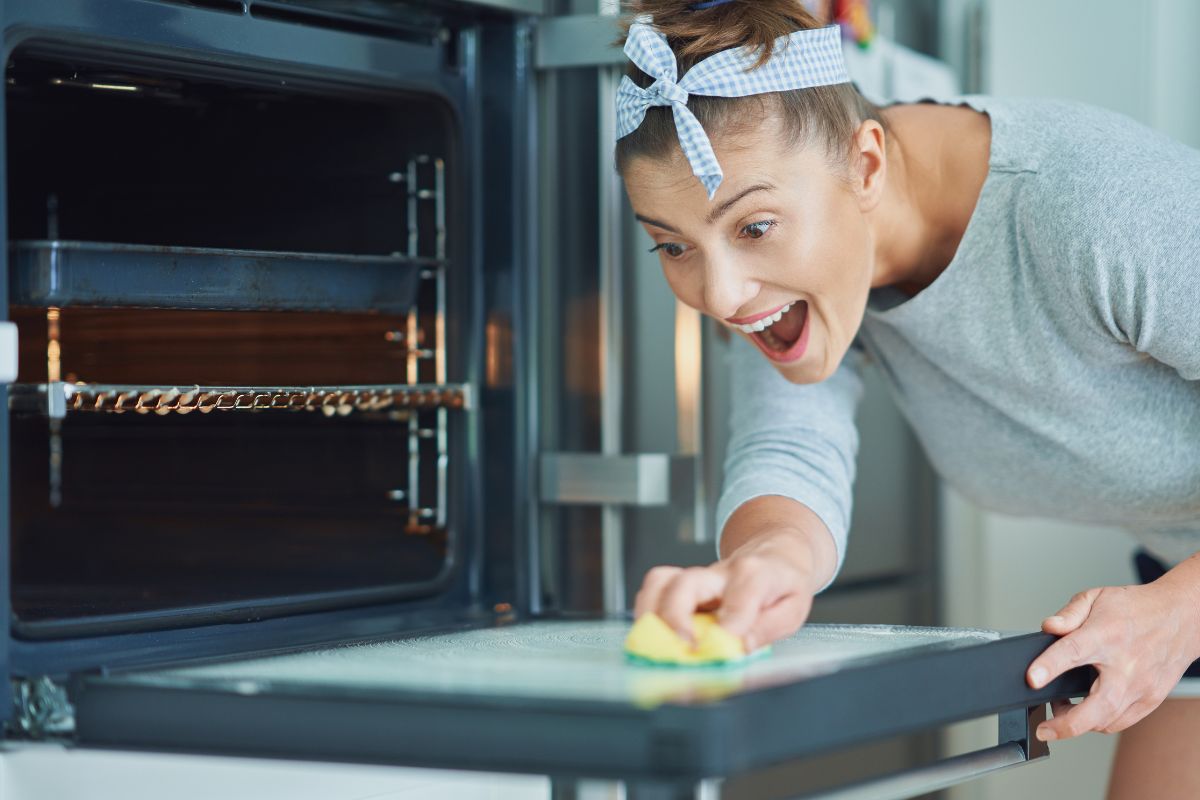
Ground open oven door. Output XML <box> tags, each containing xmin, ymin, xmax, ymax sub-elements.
<box><xmin>66</xmin><ymin>620</ymin><xmax>1094</xmax><ymax>797</ymax></box>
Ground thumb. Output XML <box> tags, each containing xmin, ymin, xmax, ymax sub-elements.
<box><xmin>743</xmin><ymin>593</ymin><xmax>812</xmax><ymax>653</ymax></box>
<box><xmin>1042</xmin><ymin>588</ymin><xmax>1101</xmax><ymax>635</ymax></box>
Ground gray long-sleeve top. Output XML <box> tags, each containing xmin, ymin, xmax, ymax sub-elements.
<box><xmin>715</xmin><ymin>96</ymin><xmax>1200</xmax><ymax>580</ymax></box>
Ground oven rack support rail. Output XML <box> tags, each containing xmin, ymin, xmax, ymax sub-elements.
<box><xmin>8</xmin><ymin>382</ymin><xmax>472</xmax><ymax>418</ymax></box>
<box><xmin>402</xmin><ymin>154</ymin><xmax>450</xmax><ymax>530</ymax></box>
<box><xmin>9</xmin><ymin>240</ymin><xmax>440</xmax><ymax>314</ymax></box>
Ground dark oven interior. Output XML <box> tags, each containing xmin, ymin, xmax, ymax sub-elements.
<box><xmin>5</xmin><ymin>45</ymin><xmax>464</xmax><ymax>638</ymax></box>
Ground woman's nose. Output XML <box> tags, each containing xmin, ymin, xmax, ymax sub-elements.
<box><xmin>702</xmin><ymin>258</ymin><xmax>757</xmax><ymax>321</ymax></box>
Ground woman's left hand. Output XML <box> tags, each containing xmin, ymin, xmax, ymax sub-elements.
<box><xmin>1026</xmin><ymin>570</ymin><xmax>1200</xmax><ymax>742</ymax></box>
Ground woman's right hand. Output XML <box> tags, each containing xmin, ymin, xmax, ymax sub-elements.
<box><xmin>632</xmin><ymin>523</ymin><xmax>828</xmax><ymax>653</ymax></box>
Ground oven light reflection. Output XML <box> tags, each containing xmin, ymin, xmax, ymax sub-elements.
<box><xmin>88</xmin><ymin>82</ymin><xmax>141</xmax><ymax>93</ymax></box>
<box><xmin>50</xmin><ymin>77</ymin><xmax>141</xmax><ymax>93</ymax></box>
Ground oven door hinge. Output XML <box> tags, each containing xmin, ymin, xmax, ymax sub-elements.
<box><xmin>9</xmin><ymin>677</ymin><xmax>76</xmax><ymax>740</ymax></box>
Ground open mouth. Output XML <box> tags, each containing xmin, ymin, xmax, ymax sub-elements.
<box><xmin>749</xmin><ymin>300</ymin><xmax>810</xmax><ymax>363</ymax></box>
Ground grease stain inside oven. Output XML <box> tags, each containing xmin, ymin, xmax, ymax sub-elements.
<box><xmin>5</xmin><ymin>49</ymin><xmax>460</xmax><ymax>636</ymax></box>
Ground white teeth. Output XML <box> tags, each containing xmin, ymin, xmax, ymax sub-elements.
<box><xmin>734</xmin><ymin>302</ymin><xmax>795</xmax><ymax>334</ymax></box>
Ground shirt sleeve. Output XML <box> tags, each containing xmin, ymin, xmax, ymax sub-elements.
<box><xmin>1043</xmin><ymin>136</ymin><xmax>1200</xmax><ymax>380</ymax></box>
<box><xmin>1110</xmin><ymin>244</ymin><xmax>1200</xmax><ymax>382</ymax></box>
<box><xmin>714</xmin><ymin>336</ymin><xmax>865</xmax><ymax>591</ymax></box>
<box><xmin>1100</xmin><ymin>177</ymin><xmax>1200</xmax><ymax>381</ymax></box>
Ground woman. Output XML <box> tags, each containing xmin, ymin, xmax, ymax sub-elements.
<box><xmin>615</xmin><ymin>1</ymin><xmax>1200</xmax><ymax>796</ymax></box>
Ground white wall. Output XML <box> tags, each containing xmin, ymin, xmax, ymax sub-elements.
<box><xmin>939</xmin><ymin>1</ymin><xmax>1200</xmax><ymax>799</ymax></box>
<box><xmin>983</xmin><ymin>0</ymin><xmax>1200</xmax><ymax>148</ymax></box>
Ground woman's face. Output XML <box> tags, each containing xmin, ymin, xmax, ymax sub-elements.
<box><xmin>623</xmin><ymin>118</ymin><xmax>884</xmax><ymax>384</ymax></box>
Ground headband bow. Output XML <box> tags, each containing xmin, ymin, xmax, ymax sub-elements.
<box><xmin>615</xmin><ymin>18</ymin><xmax>849</xmax><ymax>199</ymax></box>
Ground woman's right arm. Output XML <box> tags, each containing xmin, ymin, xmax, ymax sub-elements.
<box><xmin>633</xmin><ymin>336</ymin><xmax>867</xmax><ymax>649</ymax></box>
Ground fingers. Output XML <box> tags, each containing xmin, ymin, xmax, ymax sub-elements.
<box><xmin>1028</xmin><ymin>627</ymin><xmax>1100</xmax><ymax>690</ymax></box>
<box><xmin>656</xmin><ymin>567</ymin><xmax>728</xmax><ymax>642</ymax></box>
<box><xmin>1042</xmin><ymin>588</ymin><xmax>1101</xmax><ymax>636</ymax></box>
<box><xmin>1103</xmin><ymin>698</ymin><xmax>1157</xmax><ymax>735</ymax></box>
<box><xmin>633</xmin><ymin>566</ymin><xmax>682</xmax><ymax>620</ymax></box>
<box><xmin>634</xmin><ymin>550</ymin><xmax>817</xmax><ymax>650</ymax></box>
<box><xmin>715</xmin><ymin>562</ymin><xmax>779</xmax><ymax>639</ymax></box>
<box><xmin>1049</xmin><ymin>697</ymin><xmax>1074</xmax><ymax>721</ymax></box>
<box><xmin>743</xmin><ymin>593</ymin><xmax>812</xmax><ymax>652</ymax></box>
<box><xmin>1037</xmin><ymin>675</ymin><xmax>1127</xmax><ymax>741</ymax></box>
<box><xmin>1029</xmin><ymin>583</ymin><xmax>1186</xmax><ymax>741</ymax></box>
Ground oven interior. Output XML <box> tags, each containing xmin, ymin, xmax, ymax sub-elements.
<box><xmin>5</xmin><ymin>47</ymin><xmax>467</xmax><ymax>638</ymax></box>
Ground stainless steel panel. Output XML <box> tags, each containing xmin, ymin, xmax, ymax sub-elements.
<box><xmin>535</xmin><ymin>14</ymin><xmax>625</xmax><ymax>69</ymax></box>
<box><xmin>540</xmin><ymin>452</ymin><xmax>695</xmax><ymax>506</ymax></box>
<box><xmin>598</xmin><ymin>58</ymin><xmax>626</xmax><ymax>614</ymax></box>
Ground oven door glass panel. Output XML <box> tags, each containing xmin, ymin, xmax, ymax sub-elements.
<box><xmin>69</xmin><ymin>621</ymin><xmax>1093</xmax><ymax>781</ymax></box>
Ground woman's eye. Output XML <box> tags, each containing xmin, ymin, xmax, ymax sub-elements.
<box><xmin>741</xmin><ymin>219</ymin><xmax>777</xmax><ymax>240</ymax></box>
<box><xmin>648</xmin><ymin>242</ymin><xmax>688</xmax><ymax>258</ymax></box>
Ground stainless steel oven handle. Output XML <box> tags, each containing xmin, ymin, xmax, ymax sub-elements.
<box><xmin>791</xmin><ymin>742</ymin><xmax>1028</xmax><ymax>800</ymax></box>
<box><xmin>791</xmin><ymin>704</ymin><xmax>1050</xmax><ymax>800</ymax></box>
<box><xmin>0</xmin><ymin>321</ymin><xmax>17</xmax><ymax>384</ymax></box>
<box><xmin>576</xmin><ymin>743</ymin><xmax>1029</xmax><ymax>800</ymax></box>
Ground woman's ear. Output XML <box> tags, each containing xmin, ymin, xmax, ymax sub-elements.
<box><xmin>851</xmin><ymin>119</ymin><xmax>886</xmax><ymax>212</ymax></box>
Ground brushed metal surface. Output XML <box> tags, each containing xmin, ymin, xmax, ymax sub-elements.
<box><xmin>534</xmin><ymin>15</ymin><xmax>625</xmax><ymax>69</ymax></box>
<box><xmin>540</xmin><ymin>453</ymin><xmax>696</xmax><ymax>506</ymax></box>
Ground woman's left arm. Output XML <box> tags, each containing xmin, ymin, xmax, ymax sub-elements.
<box><xmin>1026</xmin><ymin>553</ymin><xmax>1200</xmax><ymax>741</ymax></box>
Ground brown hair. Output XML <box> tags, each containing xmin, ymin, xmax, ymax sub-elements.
<box><xmin>614</xmin><ymin>0</ymin><xmax>887</xmax><ymax>180</ymax></box>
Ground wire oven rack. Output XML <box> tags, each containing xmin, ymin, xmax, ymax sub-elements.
<box><xmin>8</xmin><ymin>382</ymin><xmax>470</xmax><ymax>417</ymax></box>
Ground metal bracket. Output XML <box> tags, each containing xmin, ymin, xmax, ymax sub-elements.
<box><xmin>9</xmin><ymin>677</ymin><xmax>76</xmax><ymax>739</ymax></box>
<box><xmin>999</xmin><ymin>703</ymin><xmax>1050</xmax><ymax>760</ymax></box>
<box><xmin>540</xmin><ymin>453</ymin><xmax>695</xmax><ymax>507</ymax></box>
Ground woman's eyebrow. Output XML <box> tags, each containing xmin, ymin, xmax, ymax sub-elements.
<box><xmin>706</xmin><ymin>183</ymin><xmax>775</xmax><ymax>224</ymax></box>
<box><xmin>635</xmin><ymin>214</ymin><xmax>679</xmax><ymax>233</ymax></box>
<box><xmin>634</xmin><ymin>182</ymin><xmax>775</xmax><ymax>233</ymax></box>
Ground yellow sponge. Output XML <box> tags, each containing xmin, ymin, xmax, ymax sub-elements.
<box><xmin>624</xmin><ymin>612</ymin><xmax>761</xmax><ymax>666</ymax></box>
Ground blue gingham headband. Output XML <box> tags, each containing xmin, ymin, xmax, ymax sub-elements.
<box><xmin>615</xmin><ymin>16</ymin><xmax>850</xmax><ymax>199</ymax></box>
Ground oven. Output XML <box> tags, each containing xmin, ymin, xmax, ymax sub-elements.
<box><xmin>0</xmin><ymin>2</ymin><xmax>1092</xmax><ymax>798</ymax></box>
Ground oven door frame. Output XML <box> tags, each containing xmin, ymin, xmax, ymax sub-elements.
<box><xmin>64</xmin><ymin>624</ymin><xmax>1094</xmax><ymax>795</ymax></box>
